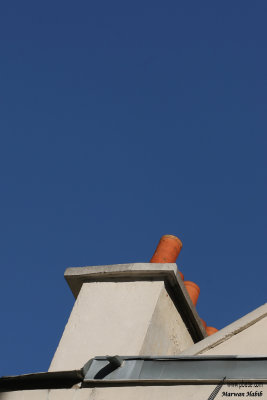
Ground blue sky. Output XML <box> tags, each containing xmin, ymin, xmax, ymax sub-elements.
<box><xmin>0</xmin><ymin>1</ymin><xmax>266</xmax><ymax>376</ymax></box>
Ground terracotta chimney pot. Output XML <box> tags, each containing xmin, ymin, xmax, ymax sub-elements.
<box><xmin>200</xmin><ymin>318</ymin><xmax>207</xmax><ymax>329</ymax></box>
<box><xmin>179</xmin><ymin>271</ymin><xmax>184</xmax><ymax>281</ymax></box>
<box><xmin>206</xmin><ymin>326</ymin><xmax>218</xmax><ymax>336</ymax></box>
<box><xmin>184</xmin><ymin>281</ymin><xmax>200</xmax><ymax>306</ymax></box>
<box><xmin>150</xmin><ymin>235</ymin><xmax>183</xmax><ymax>263</ymax></box>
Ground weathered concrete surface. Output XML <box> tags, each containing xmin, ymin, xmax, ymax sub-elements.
<box><xmin>140</xmin><ymin>285</ymin><xmax>193</xmax><ymax>355</ymax></box>
<box><xmin>49</xmin><ymin>281</ymin><xmax>192</xmax><ymax>371</ymax></box>
<box><xmin>181</xmin><ymin>303</ymin><xmax>267</xmax><ymax>356</ymax></box>
<box><xmin>1</xmin><ymin>386</ymin><xmax>267</xmax><ymax>399</ymax></box>
<box><xmin>64</xmin><ymin>263</ymin><xmax>184</xmax><ymax>298</ymax></box>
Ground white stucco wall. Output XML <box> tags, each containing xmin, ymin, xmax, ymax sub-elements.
<box><xmin>2</xmin><ymin>385</ymin><xmax>267</xmax><ymax>399</ymax></box>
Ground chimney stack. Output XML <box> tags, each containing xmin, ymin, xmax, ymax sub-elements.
<box><xmin>49</xmin><ymin>237</ymin><xmax>206</xmax><ymax>372</ymax></box>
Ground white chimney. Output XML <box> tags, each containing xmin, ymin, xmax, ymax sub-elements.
<box><xmin>49</xmin><ymin>263</ymin><xmax>206</xmax><ymax>372</ymax></box>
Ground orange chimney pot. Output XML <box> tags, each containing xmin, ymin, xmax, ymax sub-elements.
<box><xmin>179</xmin><ymin>270</ymin><xmax>184</xmax><ymax>281</ymax></box>
<box><xmin>206</xmin><ymin>326</ymin><xmax>218</xmax><ymax>336</ymax></box>
<box><xmin>150</xmin><ymin>235</ymin><xmax>183</xmax><ymax>263</ymax></box>
<box><xmin>184</xmin><ymin>281</ymin><xmax>200</xmax><ymax>306</ymax></box>
<box><xmin>200</xmin><ymin>318</ymin><xmax>207</xmax><ymax>329</ymax></box>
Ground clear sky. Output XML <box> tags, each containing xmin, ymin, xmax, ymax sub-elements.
<box><xmin>0</xmin><ymin>1</ymin><xmax>266</xmax><ymax>376</ymax></box>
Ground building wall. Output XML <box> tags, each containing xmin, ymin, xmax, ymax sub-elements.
<box><xmin>50</xmin><ymin>280</ymin><xmax>193</xmax><ymax>371</ymax></box>
<box><xmin>203</xmin><ymin>316</ymin><xmax>267</xmax><ymax>355</ymax></box>
<box><xmin>181</xmin><ymin>304</ymin><xmax>267</xmax><ymax>356</ymax></box>
<box><xmin>2</xmin><ymin>385</ymin><xmax>267</xmax><ymax>399</ymax></box>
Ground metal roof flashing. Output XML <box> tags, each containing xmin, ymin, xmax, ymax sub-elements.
<box><xmin>82</xmin><ymin>355</ymin><xmax>267</xmax><ymax>386</ymax></box>
<box><xmin>1</xmin><ymin>356</ymin><xmax>267</xmax><ymax>392</ymax></box>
